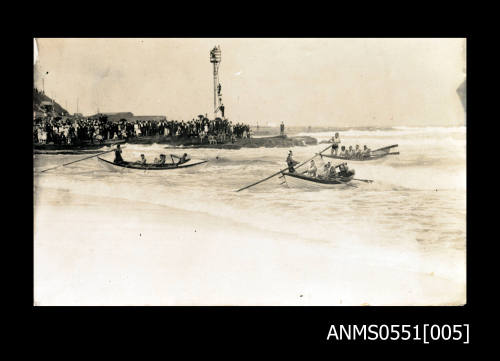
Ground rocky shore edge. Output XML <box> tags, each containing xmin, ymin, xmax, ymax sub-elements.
<box><xmin>127</xmin><ymin>135</ymin><xmax>318</xmax><ymax>149</ymax></box>
<box><xmin>33</xmin><ymin>135</ymin><xmax>318</xmax><ymax>154</ymax></box>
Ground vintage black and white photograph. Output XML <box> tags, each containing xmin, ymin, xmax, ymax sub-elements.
<box><xmin>33</xmin><ymin>38</ymin><xmax>466</xmax><ymax>306</ymax></box>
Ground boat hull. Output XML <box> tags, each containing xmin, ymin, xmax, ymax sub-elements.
<box><xmin>319</xmin><ymin>152</ymin><xmax>398</xmax><ymax>161</ymax></box>
<box><xmin>281</xmin><ymin>172</ymin><xmax>354</xmax><ymax>188</ymax></box>
<box><xmin>97</xmin><ymin>157</ymin><xmax>207</xmax><ymax>172</ymax></box>
<box><xmin>319</xmin><ymin>144</ymin><xmax>399</xmax><ymax>162</ymax></box>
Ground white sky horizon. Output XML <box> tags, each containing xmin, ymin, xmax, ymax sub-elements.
<box><xmin>34</xmin><ymin>38</ymin><xmax>466</xmax><ymax>127</ymax></box>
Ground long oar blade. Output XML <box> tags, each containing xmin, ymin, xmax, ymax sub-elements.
<box><xmin>353</xmin><ymin>178</ymin><xmax>373</xmax><ymax>183</ymax></box>
<box><xmin>235</xmin><ymin>168</ymin><xmax>287</xmax><ymax>192</ymax></box>
<box><xmin>38</xmin><ymin>147</ymin><xmax>120</xmax><ymax>173</ymax></box>
<box><xmin>235</xmin><ymin>144</ymin><xmax>333</xmax><ymax>192</ymax></box>
<box><xmin>371</xmin><ymin>144</ymin><xmax>398</xmax><ymax>153</ymax></box>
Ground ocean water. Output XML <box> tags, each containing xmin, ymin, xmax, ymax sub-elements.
<box><xmin>34</xmin><ymin>126</ymin><xmax>466</xmax><ymax>300</ymax></box>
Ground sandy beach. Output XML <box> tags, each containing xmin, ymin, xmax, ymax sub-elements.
<box><xmin>34</xmin><ymin>186</ymin><xmax>465</xmax><ymax>306</ymax></box>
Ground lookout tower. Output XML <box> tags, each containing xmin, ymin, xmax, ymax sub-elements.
<box><xmin>210</xmin><ymin>45</ymin><xmax>222</xmax><ymax>117</ymax></box>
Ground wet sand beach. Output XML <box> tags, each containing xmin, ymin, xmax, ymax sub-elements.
<box><xmin>34</xmin><ymin>186</ymin><xmax>465</xmax><ymax>306</ymax></box>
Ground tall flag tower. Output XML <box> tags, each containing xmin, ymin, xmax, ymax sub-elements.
<box><xmin>210</xmin><ymin>46</ymin><xmax>222</xmax><ymax>117</ymax></box>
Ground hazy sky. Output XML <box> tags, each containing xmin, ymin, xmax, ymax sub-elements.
<box><xmin>34</xmin><ymin>38</ymin><xmax>466</xmax><ymax>127</ymax></box>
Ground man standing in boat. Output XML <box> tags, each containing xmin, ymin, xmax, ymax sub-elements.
<box><xmin>286</xmin><ymin>150</ymin><xmax>299</xmax><ymax>173</ymax></box>
<box><xmin>330</xmin><ymin>132</ymin><xmax>341</xmax><ymax>155</ymax></box>
<box><xmin>113</xmin><ymin>144</ymin><xmax>124</xmax><ymax>164</ymax></box>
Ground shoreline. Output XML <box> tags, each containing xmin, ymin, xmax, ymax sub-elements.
<box><xmin>34</xmin><ymin>186</ymin><xmax>465</xmax><ymax>306</ymax></box>
<box><xmin>126</xmin><ymin>134</ymin><xmax>318</xmax><ymax>148</ymax></box>
<box><xmin>33</xmin><ymin>135</ymin><xmax>318</xmax><ymax>154</ymax></box>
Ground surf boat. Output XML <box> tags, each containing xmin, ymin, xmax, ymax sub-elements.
<box><xmin>97</xmin><ymin>156</ymin><xmax>207</xmax><ymax>171</ymax></box>
<box><xmin>279</xmin><ymin>170</ymin><xmax>355</xmax><ymax>188</ymax></box>
<box><xmin>320</xmin><ymin>144</ymin><xmax>399</xmax><ymax>161</ymax></box>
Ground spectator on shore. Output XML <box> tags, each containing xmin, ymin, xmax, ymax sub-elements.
<box><xmin>34</xmin><ymin>114</ymin><xmax>251</xmax><ymax>145</ymax></box>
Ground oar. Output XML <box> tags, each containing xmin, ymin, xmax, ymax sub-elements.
<box><xmin>38</xmin><ymin>147</ymin><xmax>121</xmax><ymax>173</ymax></box>
<box><xmin>235</xmin><ymin>144</ymin><xmax>333</xmax><ymax>192</ymax></box>
<box><xmin>352</xmin><ymin>178</ymin><xmax>373</xmax><ymax>183</ymax></box>
<box><xmin>371</xmin><ymin>144</ymin><xmax>398</xmax><ymax>153</ymax></box>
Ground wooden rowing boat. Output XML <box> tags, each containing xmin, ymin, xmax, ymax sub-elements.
<box><xmin>236</xmin><ymin>143</ymin><xmax>372</xmax><ymax>192</ymax></box>
<box><xmin>280</xmin><ymin>171</ymin><xmax>355</xmax><ymax>188</ymax></box>
<box><xmin>97</xmin><ymin>156</ymin><xmax>208</xmax><ymax>171</ymax></box>
<box><xmin>320</xmin><ymin>144</ymin><xmax>399</xmax><ymax>161</ymax></box>
<box><xmin>319</xmin><ymin>152</ymin><xmax>399</xmax><ymax>161</ymax></box>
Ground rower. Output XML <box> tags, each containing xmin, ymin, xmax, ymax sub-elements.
<box><xmin>354</xmin><ymin>145</ymin><xmax>362</xmax><ymax>159</ymax></box>
<box><xmin>347</xmin><ymin>146</ymin><xmax>354</xmax><ymax>158</ymax></box>
<box><xmin>338</xmin><ymin>145</ymin><xmax>347</xmax><ymax>157</ymax></box>
<box><xmin>137</xmin><ymin>154</ymin><xmax>147</xmax><ymax>165</ymax></box>
<box><xmin>171</xmin><ymin>153</ymin><xmax>190</xmax><ymax>165</ymax></box>
<box><xmin>338</xmin><ymin>162</ymin><xmax>354</xmax><ymax>177</ymax></box>
<box><xmin>113</xmin><ymin>144</ymin><xmax>124</xmax><ymax>164</ymax></box>
<box><xmin>286</xmin><ymin>150</ymin><xmax>299</xmax><ymax>173</ymax></box>
<box><xmin>318</xmin><ymin>162</ymin><xmax>331</xmax><ymax>179</ymax></box>
<box><xmin>305</xmin><ymin>160</ymin><xmax>317</xmax><ymax>178</ymax></box>
<box><xmin>328</xmin><ymin>163</ymin><xmax>337</xmax><ymax>178</ymax></box>
<box><xmin>158</xmin><ymin>154</ymin><xmax>166</xmax><ymax>165</ymax></box>
<box><xmin>178</xmin><ymin>153</ymin><xmax>190</xmax><ymax>165</ymax></box>
<box><xmin>337</xmin><ymin>162</ymin><xmax>345</xmax><ymax>174</ymax></box>
<box><xmin>362</xmin><ymin>145</ymin><xmax>371</xmax><ymax>157</ymax></box>
<box><xmin>330</xmin><ymin>132</ymin><xmax>341</xmax><ymax>155</ymax></box>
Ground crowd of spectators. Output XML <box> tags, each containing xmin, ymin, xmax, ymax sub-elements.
<box><xmin>33</xmin><ymin>115</ymin><xmax>251</xmax><ymax>145</ymax></box>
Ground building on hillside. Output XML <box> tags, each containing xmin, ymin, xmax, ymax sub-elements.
<box><xmin>39</xmin><ymin>101</ymin><xmax>54</xmax><ymax>112</ymax></box>
<box><xmin>34</xmin><ymin>110</ymin><xmax>46</xmax><ymax>120</ymax></box>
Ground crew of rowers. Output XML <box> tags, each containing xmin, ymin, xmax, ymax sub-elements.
<box><xmin>135</xmin><ymin>153</ymin><xmax>190</xmax><ymax>166</ymax></box>
<box><xmin>338</xmin><ymin>145</ymin><xmax>371</xmax><ymax>159</ymax></box>
<box><xmin>304</xmin><ymin>160</ymin><xmax>352</xmax><ymax>179</ymax></box>
<box><xmin>113</xmin><ymin>145</ymin><xmax>190</xmax><ymax>166</ymax></box>
<box><xmin>286</xmin><ymin>150</ymin><xmax>353</xmax><ymax>179</ymax></box>
<box><xmin>330</xmin><ymin>133</ymin><xmax>371</xmax><ymax>158</ymax></box>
